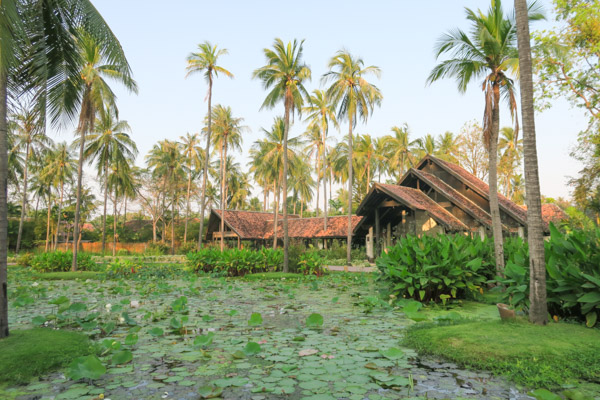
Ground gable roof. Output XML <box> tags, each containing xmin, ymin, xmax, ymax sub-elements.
<box><xmin>366</xmin><ymin>183</ymin><xmax>469</xmax><ymax>232</ymax></box>
<box><xmin>416</xmin><ymin>155</ymin><xmax>528</xmax><ymax>225</ymax></box>
<box><xmin>521</xmin><ymin>203</ymin><xmax>569</xmax><ymax>229</ymax></box>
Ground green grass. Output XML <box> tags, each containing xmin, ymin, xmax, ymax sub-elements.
<box><xmin>34</xmin><ymin>271</ymin><xmax>103</xmax><ymax>280</ymax></box>
<box><xmin>243</xmin><ymin>272</ymin><xmax>304</xmax><ymax>281</ymax></box>
<box><xmin>405</xmin><ymin>319</ymin><xmax>600</xmax><ymax>390</ymax></box>
<box><xmin>0</xmin><ymin>329</ymin><xmax>95</xmax><ymax>384</ymax></box>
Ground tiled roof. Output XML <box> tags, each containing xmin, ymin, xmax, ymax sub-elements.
<box><xmin>409</xmin><ymin>168</ymin><xmax>497</xmax><ymax>229</ymax></box>
<box><xmin>423</xmin><ymin>156</ymin><xmax>528</xmax><ymax>224</ymax></box>
<box><xmin>211</xmin><ymin>209</ymin><xmax>361</xmax><ymax>239</ymax></box>
<box><xmin>521</xmin><ymin>203</ymin><xmax>569</xmax><ymax>228</ymax></box>
<box><xmin>376</xmin><ymin>183</ymin><xmax>469</xmax><ymax>231</ymax></box>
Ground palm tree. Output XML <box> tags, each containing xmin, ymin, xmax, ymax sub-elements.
<box><xmin>83</xmin><ymin>110</ymin><xmax>136</xmax><ymax>254</ymax></box>
<box><xmin>70</xmin><ymin>31</ymin><xmax>137</xmax><ymax>271</ymax></box>
<box><xmin>323</xmin><ymin>50</ymin><xmax>382</xmax><ymax>265</ymax></box>
<box><xmin>303</xmin><ymin>123</ymin><xmax>322</xmax><ymax>214</ymax></box>
<box><xmin>186</xmin><ymin>41</ymin><xmax>233</xmax><ymax>250</ymax></box>
<box><xmin>107</xmin><ymin>157</ymin><xmax>136</xmax><ymax>256</ymax></box>
<box><xmin>303</xmin><ymin>89</ymin><xmax>338</xmax><ymax>230</ymax></box>
<box><xmin>253</xmin><ymin>38</ymin><xmax>311</xmax><ymax>272</ymax></box>
<box><xmin>514</xmin><ymin>0</ymin><xmax>548</xmax><ymax>325</ymax></box>
<box><xmin>426</xmin><ymin>0</ymin><xmax>542</xmax><ymax>272</ymax></box>
<box><xmin>290</xmin><ymin>156</ymin><xmax>315</xmax><ymax>218</ymax></box>
<box><xmin>436</xmin><ymin>131</ymin><xmax>461</xmax><ymax>163</ymax></box>
<box><xmin>386</xmin><ymin>124</ymin><xmax>418</xmax><ymax>181</ymax></box>
<box><xmin>211</xmin><ymin>105</ymin><xmax>246</xmax><ymax>250</ymax></box>
<box><xmin>11</xmin><ymin>106</ymin><xmax>51</xmax><ymax>253</ymax></box>
<box><xmin>354</xmin><ymin>134</ymin><xmax>377</xmax><ymax>197</ymax></box>
<box><xmin>179</xmin><ymin>132</ymin><xmax>203</xmax><ymax>243</ymax></box>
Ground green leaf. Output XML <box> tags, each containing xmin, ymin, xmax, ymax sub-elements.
<box><xmin>68</xmin><ymin>355</ymin><xmax>106</xmax><ymax>381</ymax></box>
<box><xmin>578</xmin><ymin>292</ymin><xmax>600</xmax><ymax>303</ymax></box>
<box><xmin>148</xmin><ymin>327</ymin><xmax>164</xmax><ymax>337</ymax></box>
<box><xmin>243</xmin><ymin>342</ymin><xmax>261</xmax><ymax>356</ymax></box>
<box><xmin>380</xmin><ymin>347</ymin><xmax>404</xmax><ymax>360</ymax></box>
<box><xmin>248</xmin><ymin>312</ymin><xmax>263</xmax><ymax>326</ymax></box>
<box><xmin>124</xmin><ymin>333</ymin><xmax>138</xmax><ymax>346</ymax></box>
<box><xmin>32</xmin><ymin>316</ymin><xmax>45</xmax><ymax>325</ymax></box>
<box><xmin>198</xmin><ymin>385</ymin><xmax>223</xmax><ymax>399</ymax></box>
<box><xmin>49</xmin><ymin>296</ymin><xmax>69</xmax><ymax>305</ymax></box>
<box><xmin>530</xmin><ymin>388</ymin><xmax>562</xmax><ymax>400</ymax></box>
<box><xmin>111</xmin><ymin>350</ymin><xmax>133</xmax><ymax>365</ymax></box>
<box><xmin>306</xmin><ymin>313</ymin><xmax>324</xmax><ymax>327</ymax></box>
<box><xmin>194</xmin><ymin>332</ymin><xmax>215</xmax><ymax>348</ymax></box>
<box><xmin>586</xmin><ymin>312</ymin><xmax>597</xmax><ymax>328</ymax></box>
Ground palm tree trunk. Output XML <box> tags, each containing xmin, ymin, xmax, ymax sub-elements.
<box><xmin>54</xmin><ymin>183</ymin><xmax>65</xmax><ymax>251</ymax></box>
<box><xmin>198</xmin><ymin>75</ymin><xmax>213</xmax><ymax>250</ymax></box>
<box><xmin>184</xmin><ymin>169</ymin><xmax>191</xmax><ymax>243</ymax></box>
<box><xmin>282</xmin><ymin>100</ymin><xmax>291</xmax><ymax>273</ymax></box>
<box><xmin>346</xmin><ymin>118</ymin><xmax>354</xmax><ymax>266</ymax></box>
<box><xmin>489</xmin><ymin>84</ymin><xmax>505</xmax><ymax>273</ymax></box>
<box><xmin>515</xmin><ymin>0</ymin><xmax>547</xmax><ymax>325</ymax></box>
<box><xmin>171</xmin><ymin>194</ymin><xmax>176</xmax><ymax>255</ymax></box>
<box><xmin>45</xmin><ymin>191</ymin><xmax>52</xmax><ymax>251</ymax></box>
<box><xmin>220</xmin><ymin>140</ymin><xmax>226</xmax><ymax>251</ymax></box>
<box><xmin>322</xmin><ymin>123</ymin><xmax>328</xmax><ymax>231</ymax></box>
<box><xmin>0</xmin><ymin>72</ymin><xmax>10</xmax><ymax>338</ymax></box>
<box><xmin>301</xmin><ymin>201</ymin><xmax>304</xmax><ymax>218</ymax></box>
<box><xmin>315</xmin><ymin>148</ymin><xmax>320</xmax><ymax>217</ymax></box>
<box><xmin>113</xmin><ymin>191</ymin><xmax>117</xmax><ymax>257</ymax></box>
<box><xmin>263</xmin><ymin>188</ymin><xmax>267</xmax><ymax>211</ymax></box>
<box><xmin>101</xmin><ymin>162</ymin><xmax>108</xmax><ymax>254</ymax></box>
<box><xmin>152</xmin><ymin>219</ymin><xmax>157</xmax><ymax>242</ymax></box>
<box><xmin>273</xmin><ymin>180</ymin><xmax>279</xmax><ymax>249</ymax></box>
<box><xmin>16</xmin><ymin>141</ymin><xmax>30</xmax><ymax>254</ymax></box>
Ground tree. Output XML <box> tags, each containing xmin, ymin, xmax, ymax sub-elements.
<box><xmin>323</xmin><ymin>50</ymin><xmax>382</xmax><ymax>265</ymax></box>
<box><xmin>385</xmin><ymin>124</ymin><xmax>418</xmax><ymax>181</ymax></box>
<box><xmin>11</xmin><ymin>105</ymin><xmax>51</xmax><ymax>253</ymax></box>
<box><xmin>354</xmin><ymin>133</ymin><xmax>377</xmax><ymax>197</ymax></box>
<box><xmin>253</xmin><ymin>38</ymin><xmax>311</xmax><ymax>272</ymax></box>
<box><xmin>179</xmin><ymin>132</ymin><xmax>203</xmax><ymax>243</ymax></box>
<box><xmin>498</xmin><ymin>126</ymin><xmax>523</xmax><ymax>196</ymax></box>
<box><xmin>302</xmin><ymin>89</ymin><xmax>338</xmax><ymax>230</ymax></box>
<box><xmin>83</xmin><ymin>110</ymin><xmax>136</xmax><ymax>254</ymax></box>
<box><xmin>515</xmin><ymin>0</ymin><xmax>548</xmax><ymax>325</ymax></box>
<box><xmin>106</xmin><ymin>156</ymin><xmax>135</xmax><ymax>256</ymax></box>
<box><xmin>290</xmin><ymin>156</ymin><xmax>315</xmax><ymax>217</ymax></box>
<box><xmin>211</xmin><ymin>105</ymin><xmax>246</xmax><ymax>250</ymax></box>
<box><xmin>186</xmin><ymin>41</ymin><xmax>233</xmax><ymax>250</ymax></box>
<box><xmin>70</xmin><ymin>31</ymin><xmax>137</xmax><ymax>271</ymax></box>
<box><xmin>436</xmin><ymin>131</ymin><xmax>461</xmax><ymax>163</ymax></box>
<box><xmin>427</xmin><ymin>0</ymin><xmax>542</xmax><ymax>272</ymax></box>
<box><xmin>457</xmin><ymin>120</ymin><xmax>489</xmax><ymax>180</ymax></box>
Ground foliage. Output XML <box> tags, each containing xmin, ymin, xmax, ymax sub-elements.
<box><xmin>146</xmin><ymin>242</ymin><xmax>171</xmax><ymax>255</ymax></box>
<box><xmin>376</xmin><ymin>234</ymin><xmax>494</xmax><ymax>302</ymax></box>
<box><xmin>405</xmin><ymin>320</ymin><xmax>600</xmax><ymax>389</ymax></box>
<box><xmin>105</xmin><ymin>259</ymin><xmax>187</xmax><ymax>280</ymax></box>
<box><xmin>297</xmin><ymin>252</ymin><xmax>326</xmax><ymax>276</ymax></box>
<box><xmin>31</xmin><ymin>251</ymin><xmax>96</xmax><ymax>273</ymax></box>
<box><xmin>0</xmin><ymin>329</ymin><xmax>94</xmax><ymax>384</ymax></box>
<box><xmin>495</xmin><ymin>225</ymin><xmax>600</xmax><ymax>327</ymax></box>
<box><xmin>16</xmin><ymin>252</ymin><xmax>34</xmax><ymax>267</ymax></box>
<box><xmin>186</xmin><ymin>248</ymin><xmax>283</xmax><ymax>276</ymax></box>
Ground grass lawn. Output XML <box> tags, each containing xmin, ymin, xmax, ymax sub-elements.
<box><xmin>0</xmin><ymin>329</ymin><xmax>94</xmax><ymax>384</ymax></box>
<box><xmin>33</xmin><ymin>271</ymin><xmax>104</xmax><ymax>280</ymax></box>
<box><xmin>405</xmin><ymin>319</ymin><xmax>600</xmax><ymax>391</ymax></box>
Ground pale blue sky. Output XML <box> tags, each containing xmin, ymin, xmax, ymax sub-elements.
<box><xmin>53</xmin><ymin>0</ymin><xmax>587</xmax><ymax>201</ymax></box>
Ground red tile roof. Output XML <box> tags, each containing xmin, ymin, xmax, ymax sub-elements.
<box><xmin>521</xmin><ymin>203</ymin><xmax>569</xmax><ymax>228</ymax></box>
<box><xmin>376</xmin><ymin>183</ymin><xmax>469</xmax><ymax>231</ymax></box>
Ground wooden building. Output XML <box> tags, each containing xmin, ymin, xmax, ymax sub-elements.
<box><xmin>355</xmin><ymin>155</ymin><xmax>567</xmax><ymax>259</ymax></box>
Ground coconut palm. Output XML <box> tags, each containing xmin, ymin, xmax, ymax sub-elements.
<box><xmin>253</xmin><ymin>38</ymin><xmax>311</xmax><ymax>272</ymax></box>
<box><xmin>302</xmin><ymin>89</ymin><xmax>339</xmax><ymax>230</ymax></box>
<box><xmin>82</xmin><ymin>110</ymin><xmax>136</xmax><ymax>254</ymax></box>
<box><xmin>436</xmin><ymin>131</ymin><xmax>461</xmax><ymax>164</ymax></box>
<box><xmin>186</xmin><ymin>41</ymin><xmax>233</xmax><ymax>249</ymax></box>
<box><xmin>303</xmin><ymin>123</ymin><xmax>322</xmax><ymax>213</ymax></box>
<box><xmin>70</xmin><ymin>31</ymin><xmax>137</xmax><ymax>270</ymax></box>
<box><xmin>179</xmin><ymin>132</ymin><xmax>203</xmax><ymax>243</ymax></box>
<box><xmin>354</xmin><ymin>134</ymin><xmax>377</xmax><ymax>197</ymax></box>
<box><xmin>385</xmin><ymin>124</ymin><xmax>418</xmax><ymax>181</ymax></box>
<box><xmin>210</xmin><ymin>105</ymin><xmax>246</xmax><ymax>250</ymax></box>
<box><xmin>426</xmin><ymin>0</ymin><xmax>542</xmax><ymax>271</ymax></box>
<box><xmin>322</xmin><ymin>50</ymin><xmax>382</xmax><ymax>265</ymax></box>
<box><xmin>514</xmin><ymin>0</ymin><xmax>548</xmax><ymax>325</ymax></box>
<box><xmin>290</xmin><ymin>156</ymin><xmax>315</xmax><ymax>218</ymax></box>
<box><xmin>11</xmin><ymin>106</ymin><xmax>51</xmax><ymax>253</ymax></box>
<box><xmin>106</xmin><ymin>157</ymin><xmax>136</xmax><ymax>256</ymax></box>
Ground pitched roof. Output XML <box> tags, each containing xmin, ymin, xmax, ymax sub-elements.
<box><xmin>418</xmin><ymin>155</ymin><xmax>528</xmax><ymax>225</ymax></box>
<box><xmin>375</xmin><ymin>183</ymin><xmax>469</xmax><ymax>231</ymax></box>
<box><xmin>541</xmin><ymin>203</ymin><xmax>568</xmax><ymax>226</ymax></box>
<box><xmin>408</xmin><ymin>168</ymin><xmax>499</xmax><ymax>230</ymax></box>
<box><xmin>209</xmin><ymin>209</ymin><xmax>361</xmax><ymax>240</ymax></box>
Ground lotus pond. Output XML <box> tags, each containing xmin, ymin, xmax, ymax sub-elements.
<box><xmin>4</xmin><ymin>269</ymin><xmax>535</xmax><ymax>399</ymax></box>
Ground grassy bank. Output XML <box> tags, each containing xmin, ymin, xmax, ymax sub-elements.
<box><xmin>405</xmin><ymin>319</ymin><xmax>600</xmax><ymax>391</ymax></box>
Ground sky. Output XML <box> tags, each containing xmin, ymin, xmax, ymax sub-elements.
<box><xmin>50</xmin><ymin>0</ymin><xmax>589</xmax><ymax>203</ymax></box>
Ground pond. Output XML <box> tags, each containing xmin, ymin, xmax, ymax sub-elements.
<box><xmin>6</xmin><ymin>272</ymin><xmax>534</xmax><ymax>399</ymax></box>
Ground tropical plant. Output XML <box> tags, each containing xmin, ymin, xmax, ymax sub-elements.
<box><xmin>323</xmin><ymin>50</ymin><xmax>382</xmax><ymax>264</ymax></box>
<box><xmin>426</xmin><ymin>0</ymin><xmax>543</xmax><ymax>272</ymax></box>
<box><xmin>179</xmin><ymin>132</ymin><xmax>203</xmax><ymax>243</ymax></box>
<box><xmin>186</xmin><ymin>247</ymin><xmax>283</xmax><ymax>276</ymax></box>
<box><xmin>385</xmin><ymin>124</ymin><xmax>418</xmax><ymax>181</ymax></box>
<box><xmin>253</xmin><ymin>38</ymin><xmax>311</xmax><ymax>272</ymax></box>
<box><xmin>31</xmin><ymin>251</ymin><xmax>95</xmax><ymax>273</ymax></box>
<box><xmin>186</xmin><ymin>41</ymin><xmax>233</xmax><ymax>249</ymax></box>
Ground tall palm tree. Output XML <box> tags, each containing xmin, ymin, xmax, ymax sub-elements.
<box><xmin>179</xmin><ymin>132</ymin><xmax>203</xmax><ymax>243</ymax></box>
<box><xmin>426</xmin><ymin>0</ymin><xmax>542</xmax><ymax>272</ymax></box>
<box><xmin>303</xmin><ymin>123</ymin><xmax>322</xmax><ymax>214</ymax></box>
<box><xmin>514</xmin><ymin>0</ymin><xmax>548</xmax><ymax>325</ymax></box>
<box><xmin>303</xmin><ymin>89</ymin><xmax>338</xmax><ymax>230</ymax></box>
<box><xmin>186</xmin><ymin>41</ymin><xmax>233</xmax><ymax>249</ymax></box>
<box><xmin>386</xmin><ymin>124</ymin><xmax>418</xmax><ymax>181</ymax></box>
<box><xmin>290</xmin><ymin>156</ymin><xmax>315</xmax><ymax>218</ymax></box>
<box><xmin>436</xmin><ymin>131</ymin><xmax>461</xmax><ymax>163</ymax></box>
<box><xmin>354</xmin><ymin>134</ymin><xmax>377</xmax><ymax>197</ymax></box>
<box><xmin>82</xmin><ymin>110</ymin><xmax>136</xmax><ymax>254</ymax></box>
<box><xmin>11</xmin><ymin>106</ymin><xmax>51</xmax><ymax>253</ymax></box>
<box><xmin>107</xmin><ymin>157</ymin><xmax>135</xmax><ymax>256</ymax></box>
<box><xmin>498</xmin><ymin>127</ymin><xmax>523</xmax><ymax>196</ymax></box>
<box><xmin>211</xmin><ymin>105</ymin><xmax>246</xmax><ymax>250</ymax></box>
<box><xmin>253</xmin><ymin>38</ymin><xmax>311</xmax><ymax>272</ymax></box>
<box><xmin>70</xmin><ymin>31</ymin><xmax>137</xmax><ymax>271</ymax></box>
<box><xmin>323</xmin><ymin>50</ymin><xmax>382</xmax><ymax>265</ymax></box>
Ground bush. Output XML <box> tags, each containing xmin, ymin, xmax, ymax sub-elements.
<box><xmin>146</xmin><ymin>242</ymin><xmax>171</xmax><ymax>255</ymax></box>
<box><xmin>297</xmin><ymin>252</ymin><xmax>326</xmax><ymax>276</ymax></box>
<box><xmin>376</xmin><ymin>234</ymin><xmax>495</xmax><ymax>303</ymax></box>
<box><xmin>186</xmin><ymin>247</ymin><xmax>283</xmax><ymax>276</ymax></box>
<box><xmin>288</xmin><ymin>243</ymin><xmax>306</xmax><ymax>273</ymax></box>
<box><xmin>31</xmin><ymin>251</ymin><xmax>97</xmax><ymax>272</ymax></box>
<box><xmin>105</xmin><ymin>259</ymin><xmax>186</xmax><ymax>279</ymax></box>
<box><xmin>16</xmin><ymin>252</ymin><xmax>34</xmax><ymax>267</ymax></box>
<box><xmin>495</xmin><ymin>224</ymin><xmax>600</xmax><ymax>327</ymax></box>
<box><xmin>177</xmin><ymin>241</ymin><xmax>197</xmax><ymax>255</ymax></box>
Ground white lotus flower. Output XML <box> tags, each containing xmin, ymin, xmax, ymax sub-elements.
<box><xmin>105</xmin><ymin>303</ymin><xmax>112</xmax><ymax>312</ymax></box>
<box><xmin>32</xmin><ymin>282</ymin><xmax>39</xmax><ymax>287</ymax></box>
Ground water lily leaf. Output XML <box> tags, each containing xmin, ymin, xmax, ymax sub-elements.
<box><xmin>49</xmin><ymin>295</ymin><xmax>69</xmax><ymax>305</ymax></box>
<box><xmin>111</xmin><ymin>350</ymin><xmax>133</xmax><ymax>365</ymax></box>
<box><xmin>68</xmin><ymin>302</ymin><xmax>87</xmax><ymax>313</ymax></box>
<box><xmin>68</xmin><ymin>355</ymin><xmax>106</xmax><ymax>381</ymax></box>
<box><xmin>243</xmin><ymin>342</ymin><xmax>261</xmax><ymax>356</ymax></box>
<box><xmin>380</xmin><ymin>347</ymin><xmax>404</xmax><ymax>360</ymax></box>
<box><xmin>530</xmin><ymin>389</ymin><xmax>562</xmax><ymax>400</ymax></box>
<box><xmin>299</xmin><ymin>349</ymin><xmax>319</xmax><ymax>357</ymax></box>
<box><xmin>198</xmin><ymin>385</ymin><xmax>223</xmax><ymax>398</ymax></box>
<box><xmin>148</xmin><ymin>327</ymin><xmax>164</xmax><ymax>337</ymax></box>
<box><xmin>248</xmin><ymin>312</ymin><xmax>263</xmax><ymax>326</ymax></box>
<box><xmin>124</xmin><ymin>333</ymin><xmax>138</xmax><ymax>346</ymax></box>
<box><xmin>306</xmin><ymin>313</ymin><xmax>324</xmax><ymax>328</ymax></box>
<box><xmin>194</xmin><ymin>332</ymin><xmax>215</xmax><ymax>348</ymax></box>
<box><xmin>32</xmin><ymin>316</ymin><xmax>45</xmax><ymax>325</ymax></box>
<box><xmin>232</xmin><ymin>350</ymin><xmax>246</xmax><ymax>359</ymax></box>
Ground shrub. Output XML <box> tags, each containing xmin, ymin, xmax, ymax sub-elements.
<box><xmin>146</xmin><ymin>242</ymin><xmax>170</xmax><ymax>255</ymax></box>
<box><xmin>16</xmin><ymin>252</ymin><xmax>34</xmax><ymax>267</ymax></box>
<box><xmin>297</xmin><ymin>252</ymin><xmax>326</xmax><ymax>276</ymax></box>
<box><xmin>177</xmin><ymin>241</ymin><xmax>197</xmax><ymax>255</ymax></box>
<box><xmin>186</xmin><ymin>247</ymin><xmax>282</xmax><ymax>276</ymax></box>
<box><xmin>376</xmin><ymin>234</ymin><xmax>495</xmax><ymax>303</ymax></box>
<box><xmin>31</xmin><ymin>251</ymin><xmax>97</xmax><ymax>272</ymax></box>
<box><xmin>105</xmin><ymin>259</ymin><xmax>186</xmax><ymax>279</ymax></box>
<box><xmin>288</xmin><ymin>243</ymin><xmax>306</xmax><ymax>273</ymax></box>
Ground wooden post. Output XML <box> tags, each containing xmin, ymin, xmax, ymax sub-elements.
<box><xmin>386</xmin><ymin>222</ymin><xmax>392</xmax><ymax>247</ymax></box>
<box><xmin>518</xmin><ymin>226</ymin><xmax>525</xmax><ymax>239</ymax></box>
<box><xmin>479</xmin><ymin>226</ymin><xmax>486</xmax><ymax>241</ymax></box>
<box><xmin>237</xmin><ymin>236</ymin><xmax>241</xmax><ymax>249</ymax></box>
<box><xmin>375</xmin><ymin>208</ymin><xmax>381</xmax><ymax>257</ymax></box>
<box><xmin>367</xmin><ymin>226</ymin><xmax>374</xmax><ymax>261</ymax></box>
